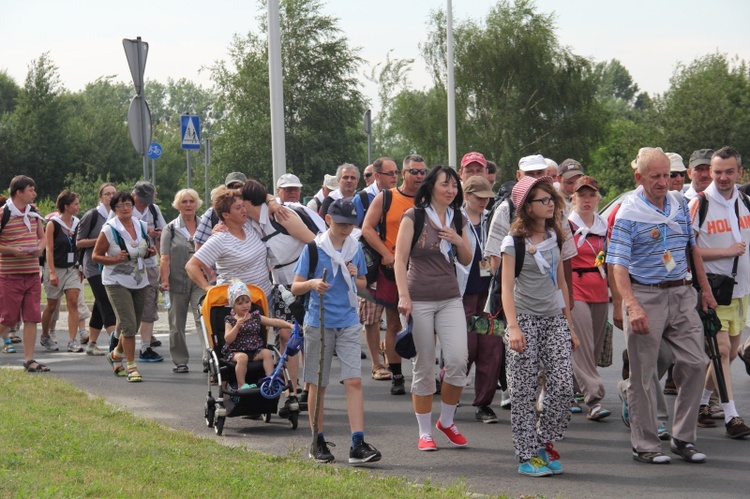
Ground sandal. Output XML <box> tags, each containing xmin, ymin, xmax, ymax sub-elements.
<box><xmin>127</xmin><ymin>367</ymin><xmax>143</xmax><ymax>383</ymax></box>
<box><xmin>173</xmin><ymin>364</ymin><xmax>189</xmax><ymax>374</ymax></box>
<box><xmin>587</xmin><ymin>404</ymin><xmax>611</xmax><ymax>421</ymax></box>
<box><xmin>2</xmin><ymin>343</ymin><xmax>17</xmax><ymax>354</ymax></box>
<box><xmin>23</xmin><ymin>359</ymin><xmax>50</xmax><ymax>373</ymax></box>
<box><xmin>113</xmin><ymin>365</ymin><xmax>127</xmax><ymax>377</ymax></box>
<box><xmin>371</xmin><ymin>364</ymin><xmax>392</xmax><ymax>380</ymax></box>
<box><xmin>107</xmin><ymin>351</ymin><xmax>126</xmax><ymax>376</ymax></box>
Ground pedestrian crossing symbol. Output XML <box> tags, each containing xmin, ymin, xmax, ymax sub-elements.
<box><xmin>181</xmin><ymin>115</ymin><xmax>201</xmax><ymax>150</ymax></box>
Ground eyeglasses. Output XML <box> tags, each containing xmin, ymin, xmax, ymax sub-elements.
<box><xmin>364</xmin><ymin>173</ymin><xmax>373</xmax><ymax>178</ymax></box>
<box><xmin>528</xmin><ymin>197</ymin><xmax>554</xmax><ymax>206</ymax></box>
<box><xmin>378</xmin><ymin>170</ymin><xmax>398</xmax><ymax>177</ymax></box>
<box><xmin>670</xmin><ymin>172</ymin><xmax>686</xmax><ymax>178</ymax></box>
<box><xmin>115</xmin><ymin>202</ymin><xmax>133</xmax><ymax>209</ymax></box>
<box><xmin>405</xmin><ymin>169</ymin><xmax>428</xmax><ymax>176</ymax></box>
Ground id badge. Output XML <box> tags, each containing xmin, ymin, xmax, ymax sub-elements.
<box><xmin>598</xmin><ymin>266</ymin><xmax>607</xmax><ymax>279</ymax></box>
<box><xmin>67</xmin><ymin>252</ymin><xmax>75</xmax><ymax>264</ymax></box>
<box><xmin>662</xmin><ymin>251</ymin><xmax>676</xmax><ymax>272</ymax></box>
<box><xmin>479</xmin><ymin>257</ymin><xmax>492</xmax><ymax>277</ymax></box>
<box><xmin>555</xmin><ymin>289</ymin><xmax>566</xmax><ymax>309</ymax></box>
<box><xmin>137</xmin><ymin>257</ymin><xmax>144</xmax><ymax>271</ymax></box>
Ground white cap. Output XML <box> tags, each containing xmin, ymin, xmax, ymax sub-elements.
<box><xmin>518</xmin><ymin>154</ymin><xmax>548</xmax><ymax>172</ymax></box>
<box><xmin>666</xmin><ymin>152</ymin><xmax>687</xmax><ymax>172</ymax></box>
<box><xmin>276</xmin><ymin>173</ymin><xmax>303</xmax><ymax>189</ymax></box>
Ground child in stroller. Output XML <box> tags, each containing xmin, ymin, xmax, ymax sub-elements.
<box><xmin>225</xmin><ymin>280</ymin><xmax>293</xmax><ymax>390</ymax></box>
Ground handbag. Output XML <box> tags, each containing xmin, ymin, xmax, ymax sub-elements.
<box><xmin>598</xmin><ymin>320</ymin><xmax>613</xmax><ymax>368</ymax></box>
<box><xmin>705</xmin><ymin>271</ymin><xmax>736</xmax><ymax>307</ymax></box>
<box><xmin>467</xmin><ymin>313</ymin><xmax>506</xmax><ymax>337</ymax></box>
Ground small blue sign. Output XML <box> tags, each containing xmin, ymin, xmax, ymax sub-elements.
<box><xmin>147</xmin><ymin>142</ymin><xmax>162</xmax><ymax>159</ymax></box>
<box><xmin>181</xmin><ymin>115</ymin><xmax>201</xmax><ymax>150</ymax></box>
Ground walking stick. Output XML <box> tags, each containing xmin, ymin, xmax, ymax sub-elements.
<box><xmin>311</xmin><ymin>269</ymin><xmax>328</xmax><ymax>447</ymax></box>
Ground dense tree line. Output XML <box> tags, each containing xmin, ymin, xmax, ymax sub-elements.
<box><xmin>1</xmin><ymin>0</ymin><xmax>749</xmax><ymax>216</ymax></box>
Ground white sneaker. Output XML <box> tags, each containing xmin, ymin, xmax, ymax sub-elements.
<box><xmin>79</xmin><ymin>330</ymin><xmax>89</xmax><ymax>344</ymax></box>
<box><xmin>500</xmin><ymin>388</ymin><xmax>512</xmax><ymax>409</ymax></box>
<box><xmin>67</xmin><ymin>339</ymin><xmax>84</xmax><ymax>353</ymax></box>
<box><xmin>40</xmin><ymin>335</ymin><xmax>59</xmax><ymax>352</ymax></box>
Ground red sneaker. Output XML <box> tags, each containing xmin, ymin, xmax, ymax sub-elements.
<box><xmin>436</xmin><ymin>420</ymin><xmax>468</xmax><ymax>447</ymax></box>
<box><xmin>418</xmin><ymin>434</ymin><xmax>438</xmax><ymax>451</ymax></box>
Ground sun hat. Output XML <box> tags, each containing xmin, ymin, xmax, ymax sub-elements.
<box><xmin>511</xmin><ymin>175</ymin><xmax>555</xmax><ymax>209</ymax></box>
<box><xmin>323</xmin><ymin>174</ymin><xmax>338</xmax><ymax>190</ymax></box>
<box><xmin>462</xmin><ymin>176</ymin><xmax>495</xmax><ymax>198</ymax></box>
<box><xmin>666</xmin><ymin>153</ymin><xmax>687</xmax><ymax>172</ymax></box>
<box><xmin>227</xmin><ymin>280</ymin><xmax>251</xmax><ymax>307</ymax></box>
<box><xmin>518</xmin><ymin>154</ymin><xmax>548</xmax><ymax>172</ymax></box>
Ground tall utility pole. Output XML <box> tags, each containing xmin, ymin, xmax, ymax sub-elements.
<box><xmin>268</xmin><ymin>0</ymin><xmax>287</xmax><ymax>186</ymax></box>
<box><xmin>446</xmin><ymin>0</ymin><xmax>457</xmax><ymax>169</ymax></box>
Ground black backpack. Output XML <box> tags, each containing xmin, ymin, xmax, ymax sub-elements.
<box><xmin>0</xmin><ymin>204</ymin><xmax>40</xmax><ymax>236</ymax></box>
<box><xmin>361</xmin><ymin>189</ymin><xmax>392</xmax><ymax>285</ymax></box>
<box><xmin>261</xmin><ymin>205</ymin><xmax>323</xmax><ymax>243</ymax></box>
<box><xmin>485</xmin><ymin>180</ymin><xmax>516</xmax><ymax>238</ymax></box>
<box><xmin>287</xmin><ymin>240</ymin><xmax>320</xmax><ymax>324</ymax></box>
<box><xmin>409</xmin><ymin>207</ymin><xmax>463</xmax><ymax>251</ymax></box>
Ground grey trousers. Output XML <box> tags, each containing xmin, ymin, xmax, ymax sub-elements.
<box><xmin>624</xmin><ymin>284</ymin><xmax>707</xmax><ymax>453</ymax></box>
<box><xmin>571</xmin><ymin>301</ymin><xmax>609</xmax><ymax>406</ymax></box>
<box><xmin>167</xmin><ymin>284</ymin><xmax>205</xmax><ymax>366</ymax></box>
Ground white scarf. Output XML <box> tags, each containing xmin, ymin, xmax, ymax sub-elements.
<box><xmin>425</xmin><ymin>205</ymin><xmax>454</xmax><ymax>263</ymax></box>
<box><xmin>315</xmin><ymin>232</ymin><xmax>359</xmax><ymax>308</ymax></box>
<box><xmin>569</xmin><ymin>211</ymin><xmax>608</xmax><ymax>247</ymax></box>
<box><xmin>96</xmin><ymin>202</ymin><xmax>110</xmax><ymax>221</ymax></box>
<box><xmin>704</xmin><ymin>182</ymin><xmax>741</xmax><ymax>243</ymax></box>
<box><xmin>615</xmin><ymin>185</ymin><xmax>683</xmax><ymax>234</ymax></box>
<box><xmin>50</xmin><ymin>214</ymin><xmax>79</xmax><ymax>234</ymax></box>
<box><xmin>3</xmin><ymin>201</ymin><xmax>43</xmax><ymax>232</ymax></box>
<box><xmin>106</xmin><ymin>217</ymin><xmax>145</xmax><ymax>259</ymax></box>
<box><xmin>173</xmin><ymin>215</ymin><xmax>192</xmax><ymax>241</ymax></box>
<box><xmin>528</xmin><ymin>231</ymin><xmax>558</xmax><ymax>274</ymax></box>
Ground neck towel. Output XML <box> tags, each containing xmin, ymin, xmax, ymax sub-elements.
<box><xmin>704</xmin><ymin>183</ymin><xmax>741</xmax><ymax>243</ymax></box>
<box><xmin>425</xmin><ymin>205</ymin><xmax>455</xmax><ymax>263</ymax></box>
<box><xmin>3</xmin><ymin>201</ymin><xmax>43</xmax><ymax>232</ymax></box>
<box><xmin>528</xmin><ymin>230</ymin><xmax>558</xmax><ymax>274</ymax></box>
<box><xmin>315</xmin><ymin>231</ymin><xmax>360</xmax><ymax>308</ymax></box>
<box><xmin>615</xmin><ymin>185</ymin><xmax>682</xmax><ymax>234</ymax></box>
<box><xmin>569</xmin><ymin>211</ymin><xmax>608</xmax><ymax>247</ymax></box>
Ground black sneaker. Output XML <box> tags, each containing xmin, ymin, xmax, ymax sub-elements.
<box><xmin>150</xmin><ymin>338</ymin><xmax>162</xmax><ymax>348</ymax></box>
<box><xmin>349</xmin><ymin>441</ymin><xmax>382</xmax><ymax>464</ymax></box>
<box><xmin>391</xmin><ymin>374</ymin><xmax>406</xmax><ymax>395</ymax></box>
<box><xmin>299</xmin><ymin>390</ymin><xmax>309</xmax><ymax>412</ymax></box>
<box><xmin>279</xmin><ymin>396</ymin><xmax>299</xmax><ymax>419</ymax></box>
<box><xmin>670</xmin><ymin>438</ymin><xmax>706</xmax><ymax>463</ymax></box>
<box><xmin>139</xmin><ymin>347</ymin><xmax>164</xmax><ymax>363</ymax></box>
<box><xmin>309</xmin><ymin>440</ymin><xmax>336</xmax><ymax>463</ymax></box>
<box><xmin>475</xmin><ymin>405</ymin><xmax>498</xmax><ymax>424</ymax></box>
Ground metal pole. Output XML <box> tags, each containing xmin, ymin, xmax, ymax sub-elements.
<box><xmin>137</xmin><ymin>37</ymin><xmax>149</xmax><ymax>180</ymax></box>
<box><xmin>446</xmin><ymin>0</ymin><xmax>457</xmax><ymax>169</ymax></box>
<box><xmin>205</xmin><ymin>138</ymin><xmax>211</xmax><ymax>204</ymax></box>
<box><xmin>268</xmin><ymin>0</ymin><xmax>287</xmax><ymax>187</ymax></box>
<box><xmin>151</xmin><ymin>159</ymin><xmax>155</xmax><ymax>187</ymax></box>
<box><xmin>186</xmin><ymin>151</ymin><xmax>192</xmax><ymax>189</ymax></box>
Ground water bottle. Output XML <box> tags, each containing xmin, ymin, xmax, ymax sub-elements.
<box><xmin>277</xmin><ymin>284</ymin><xmax>295</xmax><ymax>306</ymax></box>
<box><xmin>162</xmin><ymin>291</ymin><xmax>171</xmax><ymax>310</ymax></box>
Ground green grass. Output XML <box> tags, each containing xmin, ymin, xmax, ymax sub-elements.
<box><xmin>0</xmin><ymin>370</ymin><xmax>493</xmax><ymax>498</ymax></box>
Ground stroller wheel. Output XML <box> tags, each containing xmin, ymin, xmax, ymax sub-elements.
<box><xmin>214</xmin><ymin>416</ymin><xmax>225</xmax><ymax>435</ymax></box>
<box><xmin>289</xmin><ymin>411</ymin><xmax>298</xmax><ymax>430</ymax></box>
<box><xmin>263</xmin><ymin>413</ymin><xmax>272</xmax><ymax>423</ymax></box>
<box><xmin>205</xmin><ymin>400</ymin><xmax>215</xmax><ymax>428</ymax></box>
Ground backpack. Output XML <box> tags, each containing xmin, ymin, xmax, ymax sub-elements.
<box><xmin>695</xmin><ymin>191</ymin><xmax>750</xmax><ymax>229</ymax></box>
<box><xmin>261</xmin><ymin>205</ymin><xmax>323</xmax><ymax>244</ymax></box>
<box><xmin>76</xmin><ymin>207</ymin><xmax>100</xmax><ymax>267</ymax></box>
<box><xmin>287</xmin><ymin>240</ymin><xmax>320</xmax><ymax>324</ymax></box>
<box><xmin>358</xmin><ymin>190</ymin><xmax>370</xmax><ymax>212</ymax></box>
<box><xmin>486</xmin><ymin>234</ymin><xmax>563</xmax><ymax>320</ymax></box>
<box><xmin>361</xmin><ymin>189</ymin><xmax>392</xmax><ymax>285</ymax></box>
<box><xmin>96</xmin><ymin>221</ymin><xmax>149</xmax><ymax>272</ymax></box>
<box><xmin>0</xmin><ymin>204</ymin><xmax>40</xmax><ymax>236</ymax></box>
<box><xmin>409</xmin><ymin>207</ymin><xmax>463</xmax><ymax>251</ymax></box>
<box><xmin>485</xmin><ymin>180</ymin><xmax>516</xmax><ymax>238</ymax></box>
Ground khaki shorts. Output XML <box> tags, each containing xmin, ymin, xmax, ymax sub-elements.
<box><xmin>140</xmin><ymin>267</ymin><xmax>160</xmax><ymax>323</ymax></box>
<box><xmin>43</xmin><ymin>265</ymin><xmax>83</xmax><ymax>300</ymax></box>
<box><xmin>716</xmin><ymin>295</ymin><xmax>749</xmax><ymax>337</ymax></box>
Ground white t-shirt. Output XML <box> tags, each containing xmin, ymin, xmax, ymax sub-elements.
<box><xmin>690</xmin><ymin>192</ymin><xmax>750</xmax><ymax>298</ymax></box>
<box><xmin>193</xmin><ymin>225</ymin><xmax>272</xmax><ymax>298</ymax></box>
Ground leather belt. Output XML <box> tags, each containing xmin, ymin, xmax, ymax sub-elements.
<box><xmin>630</xmin><ymin>277</ymin><xmax>692</xmax><ymax>289</ymax></box>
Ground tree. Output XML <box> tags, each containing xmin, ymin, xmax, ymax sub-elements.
<box><xmin>210</xmin><ymin>0</ymin><xmax>367</xmax><ymax>194</ymax></box>
<box><xmin>0</xmin><ymin>70</ymin><xmax>20</xmax><ymax>115</ymax></box>
<box><xmin>391</xmin><ymin>0</ymin><xmax>606</xmax><ymax>180</ymax></box>
<box><xmin>658</xmin><ymin>53</ymin><xmax>750</xmax><ymax>160</ymax></box>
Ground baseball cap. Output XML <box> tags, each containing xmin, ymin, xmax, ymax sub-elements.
<box><xmin>224</xmin><ymin>172</ymin><xmax>247</xmax><ymax>187</ymax></box>
<box><xmin>511</xmin><ymin>175</ymin><xmax>555</xmax><ymax>209</ymax></box>
<box><xmin>689</xmin><ymin>149</ymin><xmax>714</xmax><ymax>169</ymax></box>
<box><xmin>133</xmin><ymin>181</ymin><xmax>155</xmax><ymax>205</ymax></box>
<box><xmin>518</xmin><ymin>154</ymin><xmax>548</xmax><ymax>172</ymax></box>
<box><xmin>323</xmin><ymin>174</ymin><xmax>338</xmax><ymax>190</ymax></box>
<box><xmin>394</xmin><ymin>315</ymin><xmax>416</xmax><ymax>359</ymax></box>
<box><xmin>558</xmin><ymin>159</ymin><xmax>584</xmax><ymax>179</ymax></box>
<box><xmin>276</xmin><ymin>173</ymin><xmax>303</xmax><ymax>189</ymax></box>
<box><xmin>460</xmin><ymin>151</ymin><xmax>487</xmax><ymax>169</ymax></box>
<box><xmin>462</xmin><ymin>176</ymin><xmax>495</xmax><ymax>198</ymax></box>
<box><xmin>666</xmin><ymin>153</ymin><xmax>687</xmax><ymax>172</ymax></box>
<box><xmin>574</xmin><ymin>175</ymin><xmax>599</xmax><ymax>192</ymax></box>
<box><xmin>327</xmin><ymin>198</ymin><xmax>358</xmax><ymax>225</ymax></box>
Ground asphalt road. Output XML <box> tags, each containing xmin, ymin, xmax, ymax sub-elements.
<box><xmin>3</xmin><ymin>309</ymin><xmax>749</xmax><ymax>498</ymax></box>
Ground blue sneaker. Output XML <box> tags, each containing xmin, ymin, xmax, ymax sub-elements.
<box><xmin>139</xmin><ymin>347</ymin><xmax>164</xmax><ymax>363</ymax></box>
<box><xmin>538</xmin><ymin>443</ymin><xmax>563</xmax><ymax>474</ymax></box>
<box><xmin>657</xmin><ymin>421</ymin><xmax>671</xmax><ymax>441</ymax></box>
<box><xmin>518</xmin><ymin>457</ymin><xmax>553</xmax><ymax>477</ymax></box>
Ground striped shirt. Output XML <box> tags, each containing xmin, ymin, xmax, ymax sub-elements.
<box><xmin>606</xmin><ymin>192</ymin><xmax>694</xmax><ymax>284</ymax></box>
<box><xmin>193</xmin><ymin>224</ymin><xmax>272</xmax><ymax>298</ymax></box>
<box><xmin>0</xmin><ymin>215</ymin><xmax>42</xmax><ymax>275</ymax></box>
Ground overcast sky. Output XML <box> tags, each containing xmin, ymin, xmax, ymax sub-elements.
<box><xmin>2</xmin><ymin>0</ymin><xmax>749</xmax><ymax>112</ymax></box>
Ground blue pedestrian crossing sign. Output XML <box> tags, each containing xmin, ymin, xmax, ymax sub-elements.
<box><xmin>181</xmin><ymin>115</ymin><xmax>201</xmax><ymax>150</ymax></box>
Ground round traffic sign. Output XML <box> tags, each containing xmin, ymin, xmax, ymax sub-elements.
<box><xmin>147</xmin><ymin>142</ymin><xmax>162</xmax><ymax>159</ymax></box>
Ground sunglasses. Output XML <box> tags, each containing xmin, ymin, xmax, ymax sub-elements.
<box><xmin>405</xmin><ymin>168</ymin><xmax>428</xmax><ymax>176</ymax></box>
<box><xmin>670</xmin><ymin>172</ymin><xmax>686</xmax><ymax>178</ymax></box>
<box><xmin>364</xmin><ymin>173</ymin><xmax>373</xmax><ymax>178</ymax></box>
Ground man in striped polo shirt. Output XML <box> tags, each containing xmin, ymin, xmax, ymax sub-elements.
<box><xmin>607</xmin><ymin>148</ymin><xmax>716</xmax><ymax>465</ymax></box>
<box><xmin>0</xmin><ymin>176</ymin><xmax>48</xmax><ymax>371</ymax></box>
